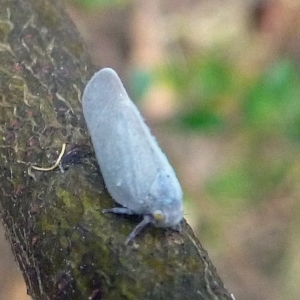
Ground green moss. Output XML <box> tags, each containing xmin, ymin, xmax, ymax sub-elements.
<box><xmin>0</xmin><ymin>20</ymin><xmax>13</xmax><ymax>43</ymax></box>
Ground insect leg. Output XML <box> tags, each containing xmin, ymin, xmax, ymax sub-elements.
<box><xmin>125</xmin><ymin>215</ymin><xmax>153</xmax><ymax>244</ymax></box>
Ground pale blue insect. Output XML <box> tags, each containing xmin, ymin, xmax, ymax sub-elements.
<box><xmin>82</xmin><ymin>68</ymin><xmax>183</xmax><ymax>244</ymax></box>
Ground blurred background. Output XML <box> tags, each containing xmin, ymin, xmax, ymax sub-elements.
<box><xmin>1</xmin><ymin>0</ymin><xmax>300</xmax><ymax>299</ymax></box>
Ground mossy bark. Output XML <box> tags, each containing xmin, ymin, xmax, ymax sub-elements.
<box><xmin>0</xmin><ymin>0</ymin><xmax>233</xmax><ymax>299</ymax></box>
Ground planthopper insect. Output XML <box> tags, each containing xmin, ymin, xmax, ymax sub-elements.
<box><xmin>82</xmin><ymin>68</ymin><xmax>183</xmax><ymax>244</ymax></box>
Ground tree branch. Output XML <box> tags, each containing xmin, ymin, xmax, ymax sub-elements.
<box><xmin>0</xmin><ymin>0</ymin><xmax>233</xmax><ymax>299</ymax></box>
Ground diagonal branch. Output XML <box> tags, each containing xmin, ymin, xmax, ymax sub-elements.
<box><xmin>0</xmin><ymin>0</ymin><xmax>232</xmax><ymax>299</ymax></box>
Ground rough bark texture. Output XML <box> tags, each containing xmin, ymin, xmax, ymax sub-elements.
<box><xmin>0</xmin><ymin>0</ymin><xmax>233</xmax><ymax>299</ymax></box>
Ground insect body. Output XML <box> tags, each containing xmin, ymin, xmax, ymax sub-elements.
<box><xmin>82</xmin><ymin>68</ymin><xmax>183</xmax><ymax>243</ymax></box>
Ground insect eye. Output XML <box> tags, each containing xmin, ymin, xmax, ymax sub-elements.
<box><xmin>153</xmin><ymin>210</ymin><xmax>164</xmax><ymax>221</ymax></box>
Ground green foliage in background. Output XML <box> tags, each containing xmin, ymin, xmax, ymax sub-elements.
<box><xmin>155</xmin><ymin>58</ymin><xmax>244</xmax><ymax>132</ymax></box>
<box><xmin>153</xmin><ymin>56</ymin><xmax>300</xmax><ymax>208</ymax></box>
<box><xmin>129</xmin><ymin>68</ymin><xmax>153</xmax><ymax>103</ymax></box>
<box><xmin>244</xmin><ymin>60</ymin><xmax>300</xmax><ymax>140</ymax></box>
